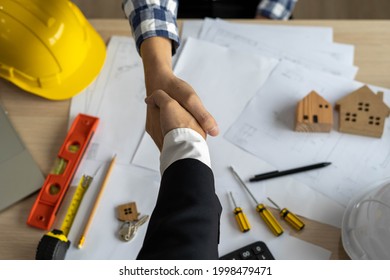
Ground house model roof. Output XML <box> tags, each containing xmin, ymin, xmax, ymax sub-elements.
<box><xmin>336</xmin><ymin>85</ymin><xmax>390</xmax><ymax>138</ymax></box>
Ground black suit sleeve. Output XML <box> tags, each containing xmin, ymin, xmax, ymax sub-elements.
<box><xmin>137</xmin><ymin>158</ymin><xmax>222</xmax><ymax>259</ymax></box>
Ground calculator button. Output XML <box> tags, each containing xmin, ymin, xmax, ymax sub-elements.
<box><xmin>240</xmin><ymin>249</ymin><xmax>255</xmax><ymax>259</ymax></box>
<box><xmin>252</xmin><ymin>244</ymin><xmax>263</xmax><ymax>254</ymax></box>
<box><xmin>257</xmin><ymin>254</ymin><xmax>269</xmax><ymax>260</ymax></box>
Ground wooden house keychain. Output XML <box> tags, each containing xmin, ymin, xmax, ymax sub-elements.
<box><xmin>116</xmin><ymin>202</ymin><xmax>149</xmax><ymax>242</ymax></box>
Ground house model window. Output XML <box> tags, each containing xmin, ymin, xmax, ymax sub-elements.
<box><xmin>336</xmin><ymin>85</ymin><xmax>390</xmax><ymax>138</ymax></box>
<box><xmin>295</xmin><ymin>91</ymin><xmax>333</xmax><ymax>132</ymax></box>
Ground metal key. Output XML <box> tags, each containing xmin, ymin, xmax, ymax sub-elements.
<box><xmin>119</xmin><ymin>222</ymin><xmax>135</xmax><ymax>242</ymax></box>
<box><xmin>119</xmin><ymin>215</ymin><xmax>149</xmax><ymax>242</ymax></box>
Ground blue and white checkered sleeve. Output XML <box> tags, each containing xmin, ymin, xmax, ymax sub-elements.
<box><xmin>122</xmin><ymin>0</ymin><xmax>180</xmax><ymax>55</ymax></box>
<box><xmin>257</xmin><ymin>0</ymin><xmax>298</xmax><ymax>20</ymax></box>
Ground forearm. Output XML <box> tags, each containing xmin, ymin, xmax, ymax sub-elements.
<box><xmin>138</xmin><ymin>127</ymin><xmax>220</xmax><ymax>260</ymax></box>
<box><xmin>123</xmin><ymin>0</ymin><xmax>219</xmax><ymax>137</ymax></box>
<box><xmin>140</xmin><ymin>37</ymin><xmax>174</xmax><ymax>96</ymax></box>
<box><xmin>137</xmin><ymin>158</ymin><xmax>221</xmax><ymax>260</ymax></box>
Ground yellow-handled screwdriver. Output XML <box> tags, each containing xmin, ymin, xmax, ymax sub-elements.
<box><xmin>267</xmin><ymin>197</ymin><xmax>305</xmax><ymax>231</ymax></box>
<box><xmin>229</xmin><ymin>166</ymin><xmax>283</xmax><ymax>236</ymax></box>
<box><xmin>229</xmin><ymin>192</ymin><xmax>251</xmax><ymax>232</ymax></box>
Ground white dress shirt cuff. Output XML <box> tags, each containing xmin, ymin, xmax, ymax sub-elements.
<box><xmin>160</xmin><ymin>128</ymin><xmax>211</xmax><ymax>175</ymax></box>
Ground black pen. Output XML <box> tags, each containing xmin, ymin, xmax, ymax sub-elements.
<box><xmin>249</xmin><ymin>162</ymin><xmax>331</xmax><ymax>182</ymax></box>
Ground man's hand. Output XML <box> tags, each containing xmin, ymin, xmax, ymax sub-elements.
<box><xmin>145</xmin><ymin>90</ymin><xmax>206</xmax><ymax>150</ymax></box>
<box><xmin>140</xmin><ymin>37</ymin><xmax>219</xmax><ymax>147</ymax></box>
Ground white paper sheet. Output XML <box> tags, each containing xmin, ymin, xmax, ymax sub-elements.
<box><xmin>64</xmin><ymin>161</ymin><xmax>160</xmax><ymax>260</ymax></box>
<box><xmin>133</xmin><ymin>36</ymin><xmax>279</xmax><ymax>171</ymax></box>
<box><xmin>175</xmin><ymin>37</ymin><xmax>280</xmax><ymax>132</ymax></box>
<box><xmin>218</xmin><ymin>183</ymin><xmax>332</xmax><ymax>260</ymax></box>
<box><xmin>181</xmin><ymin>20</ymin><xmax>204</xmax><ymax>41</ymax></box>
<box><xmin>225</xmin><ymin>60</ymin><xmax>390</xmax><ymax>207</ymax></box>
<box><xmin>198</xmin><ymin>18</ymin><xmax>354</xmax><ymax>66</ymax></box>
<box><xmin>267</xmin><ymin>235</ymin><xmax>331</xmax><ymax>260</ymax></box>
<box><xmin>207</xmin><ymin>28</ymin><xmax>355</xmax><ymax>66</ymax></box>
<box><xmin>199</xmin><ymin>19</ymin><xmax>357</xmax><ymax>79</ymax></box>
<box><xmin>200</xmin><ymin>18</ymin><xmax>334</xmax><ymax>43</ymax></box>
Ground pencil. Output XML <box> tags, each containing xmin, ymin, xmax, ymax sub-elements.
<box><xmin>249</xmin><ymin>162</ymin><xmax>331</xmax><ymax>182</ymax></box>
<box><xmin>77</xmin><ymin>154</ymin><xmax>116</xmax><ymax>248</ymax></box>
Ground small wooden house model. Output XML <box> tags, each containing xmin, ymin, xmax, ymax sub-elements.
<box><xmin>295</xmin><ymin>91</ymin><xmax>333</xmax><ymax>132</ymax></box>
<box><xmin>336</xmin><ymin>85</ymin><xmax>390</xmax><ymax>138</ymax></box>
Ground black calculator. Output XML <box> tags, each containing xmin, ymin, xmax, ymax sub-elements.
<box><xmin>219</xmin><ymin>241</ymin><xmax>275</xmax><ymax>260</ymax></box>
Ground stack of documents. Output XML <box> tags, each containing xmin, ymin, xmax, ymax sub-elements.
<box><xmin>67</xmin><ymin>19</ymin><xmax>390</xmax><ymax>260</ymax></box>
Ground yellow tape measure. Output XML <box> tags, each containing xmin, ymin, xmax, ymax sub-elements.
<box><xmin>35</xmin><ymin>175</ymin><xmax>93</xmax><ymax>260</ymax></box>
<box><xmin>60</xmin><ymin>175</ymin><xmax>93</xmax><ymax>236</ymax></box>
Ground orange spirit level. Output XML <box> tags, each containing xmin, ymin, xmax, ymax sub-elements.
<box><xmin>27</xmin><ymin>114</ymin><xmax>99</xmax><ymax>230</ymax></box>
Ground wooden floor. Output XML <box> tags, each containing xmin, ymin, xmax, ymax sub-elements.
<box><xmin>73</xmin><ymin>0</ymin><xmax>390</xmax><ymax>19</ymax></box>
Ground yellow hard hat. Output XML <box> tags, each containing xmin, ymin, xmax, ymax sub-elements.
<box><xmin>0</xmin><ymin>0</ymin><xmax>106</xmax><ymax>100</ymax></box>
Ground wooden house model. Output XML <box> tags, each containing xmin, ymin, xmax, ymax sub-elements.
<box><xmin>336</xmin><ymin>85</ymin><xmax>390</xmax><ymax>138</ymax></box>
<box><xmin>295</xmin><ymin>91</ymin><xmax>333</xmax><ymax>132</ymax></box>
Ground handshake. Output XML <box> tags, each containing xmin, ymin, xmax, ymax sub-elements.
<box><xmin>145</xmin><ymin>89</ymin><xmax>218</xmax><ymax>151</ymax></box>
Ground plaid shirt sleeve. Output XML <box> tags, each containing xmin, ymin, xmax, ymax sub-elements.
<box><xmin>257</xmin><ymin>0</ymin><xmax>298</xmax><ymax>20</ymax></box>
<box><xmin>122</xmin><ymin>0</ymin><xmax>180</xmax><ymax>55</ymax></box>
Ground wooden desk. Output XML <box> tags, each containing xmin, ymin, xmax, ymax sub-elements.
<box><xmin>0</xmin><ymin>19</ymin><xmax>389</xmax><ymax>260</ymax></box>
